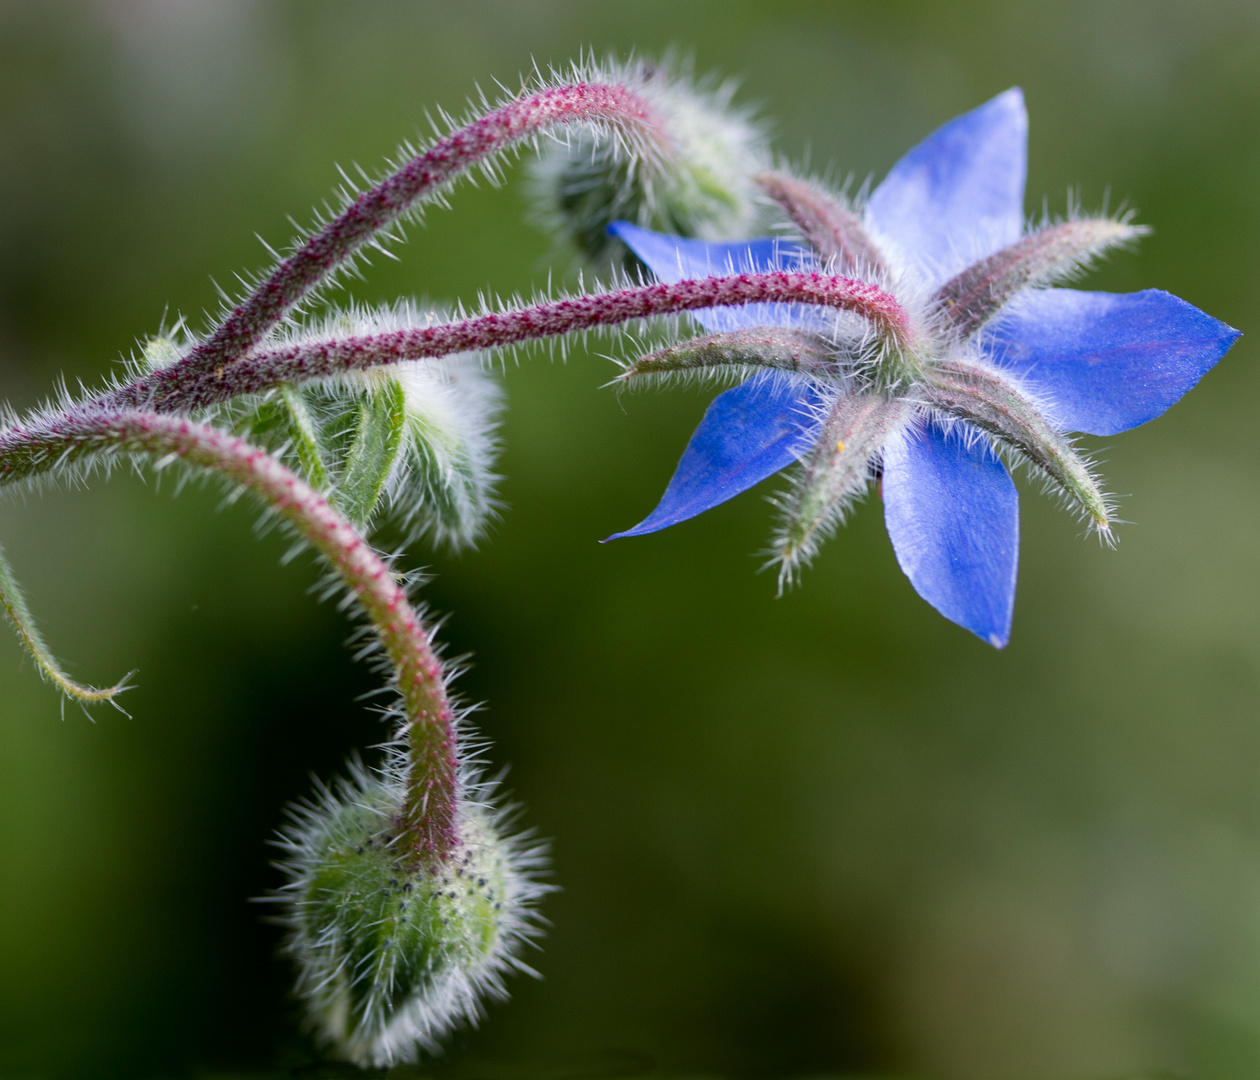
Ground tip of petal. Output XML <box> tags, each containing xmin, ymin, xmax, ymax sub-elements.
<box><xmin>987</xmin><ymin>631</ymin><xmax>1009</xmax><ymax>649</ymax></box>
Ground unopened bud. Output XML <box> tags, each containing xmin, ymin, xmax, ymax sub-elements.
<box><xmin>531</xmin><ymin>57</ymin><xmax>768</xmax><ymax>267</ymax></box>
<box><xmin>277</xmin><ymin>765</ymin><xmax>544</xmax><ymax>1068</ymax></box>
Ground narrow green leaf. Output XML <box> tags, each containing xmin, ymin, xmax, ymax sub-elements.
<box><xmin>337</xmin><ymin>377</ymin><xmax>407</xmax><ymax>530</ymax></box>
<box><xmin>0</xmin><ymin>541</ymin><xmax>130</xmax><ymax>706</ymax></box>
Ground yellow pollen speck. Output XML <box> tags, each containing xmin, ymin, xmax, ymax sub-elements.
<box><xmin>836</xmin><ymin>440</ymin><xmax>846</xmax><ymax>452</ymax></box>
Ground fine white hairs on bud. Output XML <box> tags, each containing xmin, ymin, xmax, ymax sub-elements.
<box><xmin>275</xmin><ymin>760</ymin><xmax>547</xmax><ymax>1068</ymax></box>
<box><xmin>240</xmin><ymin>302</ymin><xmax>504</xmax><ymax>547</ymax></box>
<box><xmin>530</xmin><ymin>54</ymin><xmax>769</xmax><ymax>267</ymax></box>
<box><xmin>385</xmin><ymin>352</ymin><xmax>504</xmax><ymax>549</ymax></box>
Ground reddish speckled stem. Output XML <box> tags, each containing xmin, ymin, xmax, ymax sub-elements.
<box><xmin>183</xmin><ymin>82</ymin><xmax>661</xmax><ymax>378</ymax></box>
<box><xmin>109</xmin><ymin>271</ymin><xmax>914</xmax><ymax>412</ymax></box>
<box><xmin>0</xmin><ymin>409</ymin><xmax>458</xmax><ymax>865</ymax></box>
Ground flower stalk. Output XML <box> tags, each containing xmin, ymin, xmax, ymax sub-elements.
<box><xmin>175</xmin><ymin>81</ymin><xmax>665</xmax><ymax>382</ymax></box>
<box><xmin>107</xmin><ymin>272</ymin><xmax>914</xmax><ymax>413</ymax></box>
<box><xmin>0</xmin><ymin>408</ymin><xmax>460</xmax><ymax>863</ymax></box>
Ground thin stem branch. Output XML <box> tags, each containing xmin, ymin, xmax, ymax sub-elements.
<box><xmin>108</xmin><ymin>272</ymin><xmax>915</xmax><ymax>412</ymax></box>
<box><xmin>0</xmin><ymin>540</ymin><xmax>131</xmax><ymax>705</ymax></box>
<box><xmin>0</xmin><ymin>409</ymin><xmax>459</xmax><ymax>864</ymax></box>
<box><xmin>184</xmin><ymin>81</ymin><xmax>662</xmax><ymax>379</ymax></box>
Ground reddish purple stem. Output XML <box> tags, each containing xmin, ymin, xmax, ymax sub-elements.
<box><xmin>0</xmin><ymin>408</ymin><xmax>460</xmax><ymax>865</ymax></box>
<box><xmin>184</xmin><ymin>82</ymin><xmax>661</xmax><ymax>379</ymax></box>
<box><xmin>111</xmin><ymin>271</ymin><xmax>913</xmax><ymax>412</ymax></box>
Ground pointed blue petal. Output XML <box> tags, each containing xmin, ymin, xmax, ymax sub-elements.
<box><xmin>607</xmin><ymin>374</ymin><xmax>823</xmax><ymax>539</ymax></box>
<box><xmin>883</xmin><ymin>419</ymin><xmax>1018</xmax><ymax>647</ymax></box>
<box><xmin>984</xmin><ymin>288</ymin><xmax>1241</xmax><ymax>436</ymax></box>
<box><xmin>867</xmin><ymin>88</ymin><xmax>1027</xmax><ymax>287</ymax></box>
<box><xmin>607</xmin><ymin>221</ymin><xmax>834</xmax><ymax>334</ymax></box>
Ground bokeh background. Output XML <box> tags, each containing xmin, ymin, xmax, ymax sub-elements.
<box><xmin>2</xmin><ymin>2</ymin><xmax>1259</xmax><ymax>1077</ymax></box>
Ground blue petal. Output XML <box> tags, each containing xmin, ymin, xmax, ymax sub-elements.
<box><xmin>606</xmin><ymin>374</ymin><xmax>823</xmax><ymax>539</ymax></box>
<box><xmin>867</xmin><ymin>88</ymin><xmax>1027</xmax><ymax>286</ymax></box>
<box><xmin>983</xmin><ymin>288</ymin><xmax>1242</xmax><ymax>436</ymax></box>
<box><xmin>882</xmin><ymin>419</ymin><xmax>1019</xmax><ymax>647</ymax></box>
<box><xmin>607</xmin><ymin>221</ymin><xmax>834</xmax><ymax>334</ymax></box>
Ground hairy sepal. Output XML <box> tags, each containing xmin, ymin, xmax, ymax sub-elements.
<box><xmin>755</xmin><ymin>171</ymin><xmax>886</xmax><ymax>276</ymax></box>
<box><xmin>935</xmin><ymin>215</ymin><xmax>1146</xmax><ymax>340</ymax></box>
<box><xmin>336</xmin><ymin>376</ymin><xmax>408</xmax><ymax>532</ymax></box>
<box><xmin>236</xmin><ymin>384</ymin><xmax>332</xmax><ymax>493</ymax></box>
<box><xmin>620</xmin><ymin>327</ymin><xmax>840</xmax><ymax>390</ymax></box>
<box><xmin>921</xmin><ymin>358</ymin><xmax>1112</xmax><ymax>531</ymax></box>
<box><xmin>386</xmin><ymin>356</ymin><xmax>504</xmax><ymax>550</ymax></box>
<box><xmin>240</xmin><ymin>302</ymin><xmax>503</xmax><ymax>543</ymax></box>
<box><xmin>771</xmin><ymin>392</ymin><xmax>909</xmax><ymax>587</ymax></box>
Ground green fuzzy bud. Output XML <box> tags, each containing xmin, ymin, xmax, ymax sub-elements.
<box><xmin>139</xmin><ymin>334</ymin><xmax>183</xmax><ymax>371</ymax></box>
<box><xmin>277</xmin><ymin>764</ymin><xmax>545</xmax><ymax>1068</ymax></box>
<box><xmin>530</xmin><ymin>56</ymin><xmax>768</xmax><ymax>268</ymax></box>
<box><xmin>385</xmin><ymin>355</ymin><xmax>503</xmax><ymax>549</ymax></box>
<box><xmin>335</xmin><ymin>375</ymin><xmax>407</xmax><ymax>531</ymax></box>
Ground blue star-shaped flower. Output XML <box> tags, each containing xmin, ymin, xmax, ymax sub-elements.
<box><xmin>605</xmin><ymin>89</ymin><xmax>1240</xmax><ymax>647</ymax></box>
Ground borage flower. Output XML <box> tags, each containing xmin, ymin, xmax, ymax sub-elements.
<box><xmin>606</xmin><ymin>88</ymin><xmax>1240</xmax><ymax>647</ymax></box>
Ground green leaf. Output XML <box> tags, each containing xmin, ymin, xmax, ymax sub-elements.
<box><xmin>336</xmin><ymin>377</ymin><xmax>407</xmax><ymax>530</ymax></box>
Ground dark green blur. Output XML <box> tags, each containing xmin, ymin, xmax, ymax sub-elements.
<box><xmin>1</xmin><ymin>2</ymin><xmax>1258</xmax><ymax>1077</ymax></box>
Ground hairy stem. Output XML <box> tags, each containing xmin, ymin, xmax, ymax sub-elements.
<box><xmin>0</xmin><ymin>540</ymin><xmax>130</xmax><ymax>705</ymax></box>
<box><xmin>0</xmin><ymin>409</ymin><xmax>459</xmax><ymax>864</ymax></box>
<box><xmin>183</xmin><ymin>82</ymin><xmax>663</xmax><ymax>379</ymax></box>
<box><xmin>108</xmin><ymin>272</ymin><xmax>915</xmax><ymax>412</ymax></box>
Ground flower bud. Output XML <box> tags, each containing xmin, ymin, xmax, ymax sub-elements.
<box><xmin>531</xmin><ymin>56</ymin><xmax>768</xmax><ymax>267</ymax></box>
<box><xmin>386</xmin><ymin>351</ymin><xmax>503</xmax><ymax>549</ymax></box>
<box><xmin>277</xmin><ymin>764</ymin><xmax>544</xmax><ymax>1068</ymax></box>
<box><xmin>237</xmin><ymin>303</ymin><xmax>504</xmax><ymax>546</ymax></box>
<box><xmin>139</xmin><ymin>333</ymin><xmax>184</xmax><ymax>372</ymax></box>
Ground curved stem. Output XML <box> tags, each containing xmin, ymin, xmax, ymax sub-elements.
<box><xmin>0</xmin><ymin>540</ymin><xmax>131</xmax><ymax>705</ymax></box>
<box><xmin>1</xmin><ymin>409</ymin><xmax>459</xmax><ymax>864</ymax></box>
<box><xmin>181</xmin><ymin>81</ymin><xmax>662</xmax><ymax>379</ymax></box>
<box><xmin>108</xmin><ymin>271</ymin><xmax>915</xmax><ymax>412</ymax></box>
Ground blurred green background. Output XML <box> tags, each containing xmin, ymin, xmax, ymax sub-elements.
<box><xmin>2</xmin><ymin>2</ymin><xmax>1259</xmax><ymax>1077</ymax></box>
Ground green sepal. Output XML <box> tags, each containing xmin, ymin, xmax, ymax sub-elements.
<box><xmin>336</xmin><ymin>377</ymin><xmax>407</xmax><ymax>531</ymax></box>
<box><xmin>771</xmin><ymin>393</ymin><xmax>907</xmax><ymax>586</ymax></box>
<box><xmin>395</xmin><ymin>408</ymin><xmax>491</xmax><ymax>547</ymax></box>
<box><xmin>922</xmin><ymin>358</ymin><xmax>1111</xmax><ymax>530</ymax></box>
<box><xmin>278</xmin><ymin>384</ymin><xmax>330</xmax><ymax>491</ymax></box>
<box><xmin>622</xmin><ymin>328</ymin><xmax>839</xmax><ymax>387</ymax></box>
<box><xmin>934</xmin><ymin>217</ymin><xmax>1145</xmax><ymax>340</ymax></box>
